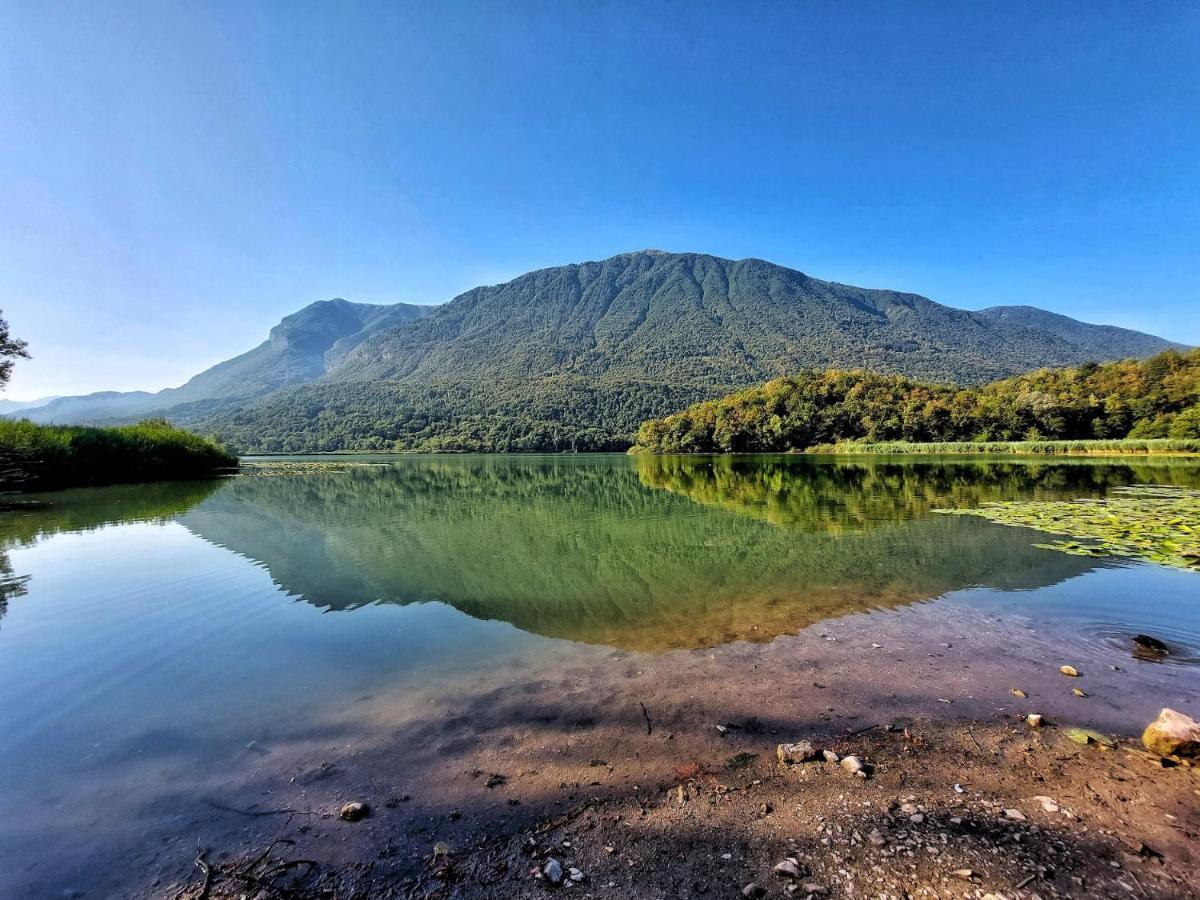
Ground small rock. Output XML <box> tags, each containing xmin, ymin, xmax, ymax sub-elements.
<box><xmin>773</xmin><ymin>857</ymin><xmax>802</xmax><ymax>878</ymax></box>
<box><xmin>743</xmin><ymin>883</ymin><xmax>767</xmax><ymax>899</ymax></box>
<box><xmin>840</xmin><ymin>755</ymin><xmax>863</xmax><ymax>775</ymax></box>
<box><xmin>1060</xmin><ymin>665</ymin><xmax>1080</xmax><ymax>677</ymax></box>
<box><xmin>1005</xmin><ymin>808</ymin><xmax>1027</xmax><ymax>821</ymax></box>
<box><xmin>1032</xmin><ymin>795</ymin><xmax>1060</xmax><ymax>813</ymax></box>
<box><xmin>1025</xmin><ymin>713</ymin><xmax>1044</xmax><ymax>728</ymax></box>
<box><xmin>868</xmin><ymin>828</ymin><xmax>886</xmax><ymax>846</ymax></box>
<box><xmin>822</xmin><ymin>749</ymin><xmax>840</xmax><ymax>763</ymax></box>
<box><xmin>1011</xmin><ymin>688</ymin><xmax>1027</xmax><ymax>698</ymax></box>
<box><xmin>543</xmin><ymin>858</ymin><xmax>564</xmax><ymax>885</ymax></box>
<box><xmin>1142</xmin><ymin>708</ymin><xmax>1200</xmax><ymax>759</ymax></box>
<box><xmin>777</xmin><ymin>741</ymin><xmax>820</xmax><ymax>764</ymax></box>
<box><xmin>1072</xmin><ymin>688</ymin><xmax>1088</xmax><ymax>697</ymax></box>
<box><xmin>900</xmin><ymin>802</ymin><xmax>919</xmax><ymax>815</ymax></box>
<box><xmin>909</xmin><ymin>813</ymin><xmax>925</xmax><ymax>824</ymax></box>
<box><xmin>568</xmin><ymin>867</ymin><xmax>584</xmax><ymax>883</ymax></box>
<box><xmin>954</xmin><ymin>783</ymin><xmax>965</xmax><ymax>793</ymax></box>
<box><xmin>339</xmin><ymin>801</ymin><xmax>369</xmax><ymax>821</ymax></box>
<box><xmin>952</xmin><ymin>869</ymin><xmax>974</xmax><ymax>880</ymax></box>
<box><xmin>721</xmin><ymin>853</ymin><xmax>733</xmax><ymax>860</ymax></box>
<box><xmin>801</xmin><ymin>884</ymin><xmax>828</xmax><ymax>896</ymax></box>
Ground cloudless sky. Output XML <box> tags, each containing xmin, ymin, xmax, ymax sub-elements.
<box><xmin>1</xmin><ymin>0</ymin><xmax>1197</xmax><ymax>398</ymax></box>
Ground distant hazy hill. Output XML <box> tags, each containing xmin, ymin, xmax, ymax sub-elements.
<box><xmin>18</xmin><ymin>299</ymin><xmax>431</xmax><ymax>425</ymax></box>
<box><xmin>0</xmin><ymin>396</ymin><xmax>59</xmax><ymax>415</ymax></box>
<box><xmin>976</xmin><ymin>305</ymin><xmax>1185</xmax><ymax>360</ymax></box>
<box><xmin>17</xmin><ymin>251</ymin><xmax>1185</xmax><ymax>451</ymax></box>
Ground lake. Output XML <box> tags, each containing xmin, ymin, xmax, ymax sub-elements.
<box><xmin>2</xmin><ymin>454</ymin><xmax>1199</xmax><ymax>897</ymax></box>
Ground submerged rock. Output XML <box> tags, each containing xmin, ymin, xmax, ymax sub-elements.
<box><xmin>339</xmin><ymin>801</ymin><xmax>369</xmax><ymax>821</ymax></box>
<box><xmin>1142</xmin><ymin>708</ymin><xmax>1200</xmax><ymax>759</ymax></box>
<box><xmin>1133</xmin><ymin>634</ymin><xmax>1171</xmax><ymax>659</ymax></box>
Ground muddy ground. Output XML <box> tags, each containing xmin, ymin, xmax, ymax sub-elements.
<box><xmin>134</xmin><ymin>602</ymin><xmax>1200</xmax><ymax>900</ymax></box>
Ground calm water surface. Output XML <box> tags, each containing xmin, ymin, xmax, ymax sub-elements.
<box><xmin>2</xmin><ymin>454</ymin><xmax>1199</xmax><ymax>895</ymax></box>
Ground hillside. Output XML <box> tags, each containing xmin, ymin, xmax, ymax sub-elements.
<box><xmin>630</xmin><ymin>348</ymin><xmax>1200</xmax><ymax>454</ymax></box>
<box><xmin>18</xmin><ymin>299</ymin><xmax>431</xmax><ymax>425</ymax></box>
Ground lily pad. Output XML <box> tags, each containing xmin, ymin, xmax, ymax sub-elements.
<box><xmin>935</xmin><ymin>487</ymin><xmax>1200</xmax><ymax>571</ymax></box>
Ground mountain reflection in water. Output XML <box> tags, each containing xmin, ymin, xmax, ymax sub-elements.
<box><xmin>149</xmin><ymin>454</ymin><xmax>1199</xmax><ymax>651</ymax></box>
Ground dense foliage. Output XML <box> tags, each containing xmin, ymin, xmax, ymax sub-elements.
<box><xmin>631</xmin><ymin>348</ymin><xmax>1200</xmax><ymax>454</ymax></box>
<box><xmin>0</xmin><ymin>419</ymin><xmax>237</xmax><ymax>490</ymax></box>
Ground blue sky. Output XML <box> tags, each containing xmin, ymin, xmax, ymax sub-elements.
<box><xmin>1</xmin><ymin>1</ymin><xmax>1197</xmax><ymax>399</ymax></box>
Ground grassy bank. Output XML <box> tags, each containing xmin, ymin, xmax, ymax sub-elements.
<box><xmin>0</xmin><ymin>418</ymin><xmax>237</xmax><ymax>491</ymax></box>
<box><xmin>805</xmin><ymin>438</ymin><xmax>1200</xmax><ymax>456</ymax></box>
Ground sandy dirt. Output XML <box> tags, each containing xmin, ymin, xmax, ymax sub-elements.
<box><xmin>121</xmin><ymin>601</ymin><xmax>1200</xmax><ymax>900</ymax></box>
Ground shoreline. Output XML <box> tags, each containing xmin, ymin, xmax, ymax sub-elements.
<box><xmin>111</xmin><ymin>599</ymin><xmax>1199</xmax><ymax>900</ymax></box>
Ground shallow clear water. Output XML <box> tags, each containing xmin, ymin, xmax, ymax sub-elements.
<box><xmin>1</xmin><ymin>453</ymin><xmax>1199</xmax><ymax>895</ymax></box>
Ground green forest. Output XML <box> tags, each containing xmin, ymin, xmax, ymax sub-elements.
<box><xmin>631</xmin><ymin>348</ymin><xmax>1200</xmax><ymax>454</ymax></box>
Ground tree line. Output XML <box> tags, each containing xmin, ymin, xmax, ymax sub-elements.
<box><xmin>632</xmin><ymin>349</ymin><xmax>1200</xmax><ymax>454</ymax></box>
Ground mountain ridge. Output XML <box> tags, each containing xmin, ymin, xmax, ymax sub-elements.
<box><xmin>10</xmin><ymin>250</ymin><xmax>1187</xmax><ymax>451</ymax></box>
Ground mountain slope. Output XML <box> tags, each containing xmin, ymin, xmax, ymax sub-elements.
<box><xmin>188</xmin><ymin>251</ymin><xmax>1184</xmax><ymax>453</ymax></box>
<box><xmin>976</xmin><ymin>305</ymin><xmax>1187</xmax><ymax>360</ymax></box>
<box><xmin>18</xmin><ymin>299</ymin><xmax>431</xmax><ymax>425</ymax></box>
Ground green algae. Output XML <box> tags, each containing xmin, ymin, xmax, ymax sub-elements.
<box><xmin>936</xmin><ymin>486</ymin><xmax>1200</xmax><ymax>571</ymax></box>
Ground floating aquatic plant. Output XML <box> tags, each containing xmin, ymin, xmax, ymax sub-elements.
<box><xmin>239</xmin><ymin>460</ymin><xmax>384</xmax><ymax>477</ymax></box>
<box><xmin>936</xmin><ymin>486</ymin><xmax>1200</xmax><ymax>571</ymax></box>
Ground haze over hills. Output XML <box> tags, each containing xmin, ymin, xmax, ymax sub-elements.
<box><xmin>12</xmin><ymin>251</ymin><xmax>1187</xmax><ymax>451</ymax></box>
<box><xmin>19</xmin><ymin>299</ymin><xmax>431</xmax><ymax>425</ymax></box>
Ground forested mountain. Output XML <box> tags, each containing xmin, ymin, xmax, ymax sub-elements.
<box><xmin>13</xmin><ymin>251</ymin><xmax>1185</xmax><ymax>452</ymax></box>
<box><xmin>194</xmin><ymin>251</ymin><xmax>1183</xmax><ymax>452</ymax></box>
<box><xmin>18</xmin><ymin>299</ymin><xmax>431</xmax><ymax>425</ymax></box>
<box><xmin>631</xmin><ymin>348</ymin><xmax>1200</xmax><ymax>454</ymax></box>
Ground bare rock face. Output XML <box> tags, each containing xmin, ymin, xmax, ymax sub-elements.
<box><xmin>1142</xmin><ymin>708</ymin><xmax>1200</xmax><ymax>759</ymax></box>
<box><xmin>776</xmin><ymin>740</ymin><xmax>820</xmax><ymax>764</ymax></box>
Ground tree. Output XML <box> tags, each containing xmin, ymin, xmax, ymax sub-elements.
<box><xmin>0</xmin><ymin>311</ymin><xmax>29</xmax><ymax>390</ymax></box>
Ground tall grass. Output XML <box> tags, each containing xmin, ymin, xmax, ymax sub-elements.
<box><xmin>806</xmin><ymin>438</ymin><xmax>1200</xmax><ymax>456</ymax></box>
<box><xmin>0</xmin><ymin>418</ymin><xmax>238</xmax><ymax>491</ymax></box>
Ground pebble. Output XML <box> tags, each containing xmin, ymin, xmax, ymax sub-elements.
<box><xmin>1060</xmin><ymin>665</ymin><xmax>1080</xmax><ymax>677</ymax></box>
<box><xmin>777</xmin><ymin>740</ymin><xmax>820</xmax><ymax>764</ymax></box>
<box><xmin>1025</xmin><ymin>713</ymin><xmax>1044</xmax><ymax>728</ymax></box>
<box><xmin>952</xmin><ymin>869</ymin><xmax>974</xmax><ymax>879</ymax></box>
<box><xmin>743</xmin><ymin>882</ymin><xmax>767</xmax><ymax>898</ymax></box>
<box><xmin>1033</xmin><ymin>795</ymin><xmax>1060</xmax><ymax>813</ymax></box>
<box><xmin>1005</xmin><ymin>808</ymin><xmax>1027</xmax><ymax>821</ymax></box>
<box><xmin>822</xmin><ymin>749</ymin><xmax>840</xmax><ymax>763</ymax></box>
<box><xmin>568</xmin><ymin>867</ymin><xmax>584</xmax><ymax>883</ymax></box>
<box><xmin>543</xmin><ymin>858</ymin><xmax>564</xmax><ymax>884</ymax></box>
<box><xmin>773</xmin><ymin>857</ymin><xmax>802</xmax><ymax>878</ymax></box>
<box><xmin>839</xmin><ymin>755</ymin><xmax>865</xmax><ymax>777</ymax></box>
